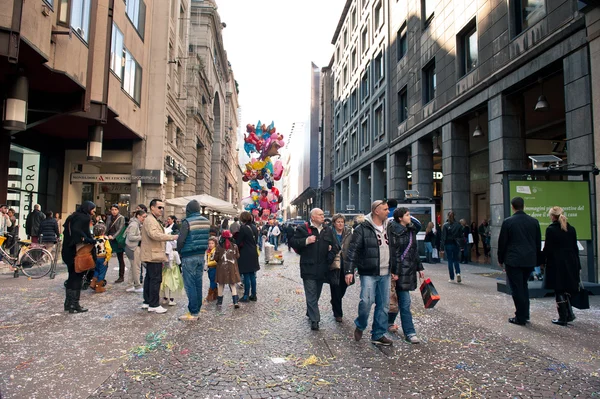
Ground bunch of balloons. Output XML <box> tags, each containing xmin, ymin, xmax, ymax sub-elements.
<box><xmin>241</xmin><ymin>121</ymin><xmax>284</xmax><ymax>221</ymax></box>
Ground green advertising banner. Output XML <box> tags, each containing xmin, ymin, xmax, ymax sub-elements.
<box><xmin>509</xmin><ymin>180</ymin><xmax>592</xmax><ymax>240</ymax></box>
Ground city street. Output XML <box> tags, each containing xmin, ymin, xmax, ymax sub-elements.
<box><xmin>1</xmin><ymin>251</ymin><xmax>600</xmax><ymax>398</ymax></box>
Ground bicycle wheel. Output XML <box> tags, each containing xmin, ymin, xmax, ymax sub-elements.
<box><xmin>19</xmin><ymin>247</ymin><xmax>54</xmax><ymax>279</ymax></box>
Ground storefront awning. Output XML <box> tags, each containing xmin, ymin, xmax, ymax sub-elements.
<box><xmin>165</xmin><ymin>194</ymin><xmax>239</xmax><ymax>215</ymax></box>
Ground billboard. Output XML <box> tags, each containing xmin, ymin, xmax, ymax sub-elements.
<box><xmin>509</xmin><ymin>180</ymin><xmax>592</xmax><ymax>240</ymax></box>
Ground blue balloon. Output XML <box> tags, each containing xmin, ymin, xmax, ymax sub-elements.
<box><xmin>265</xmin><ymin>161</ymin><xmax>274</xmax><ymax>174</ymax></box>
<box><xmin>256</xmin><ymin>120</ymin><xmax>262</xmax><ymax>136</ymax></box>
<box><xmin>249</xmin><ymin>180</ymin><xmax>261</xmax><ymax>191</ymax></box>
<box><xmin>244</xmin><ymin>142</ymin><xmax>257</xmax><ymax>157</ymax></box>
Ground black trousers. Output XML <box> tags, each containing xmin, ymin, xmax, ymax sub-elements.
<box><xmin>303</xmin><ymin>279</ymin><xmax>324</xmax><ymax>323</ymax></box>
<box><xmin>505</xmin><ymin>265</ymin><xmax>534</xmax><ymax>322</ymax></box>
<box><xmin>65</xmin><ymin>260</ymin><xmax>84</xmax><ymax>290</ymax></box>
<box><xmin>116</xmin><ymin>251</ymin><xmax>125</xmax><ymax>278</ymax></box>
<box><xmin>330</xmin><ymin>270</ymin><xmax>349</xmax><ymax>318</ymax></box>
<box><xmin>143</xmin><ymin>262</ymin><xmax>163</xmax><ymax>308</ymax></box>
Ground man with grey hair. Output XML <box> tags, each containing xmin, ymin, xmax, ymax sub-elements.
<box><xmin>290</xmin><ymin>208</ymin><xmax>338</xmax><ymax>331</ymax></box>
<box><xmin>25</xmin><ymin>204</ymin><xmax>45</xmax><ymax>244</ymax></box>
<box><xmin>345</xmin><ymin>200</ymin><xmax>394</xmax><ymax>346</ymax></box>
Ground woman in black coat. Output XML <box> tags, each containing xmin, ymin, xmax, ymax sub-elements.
<box><xmin>542</xmin><ymin>206</ymin><xmax>580</xmax><ymax>326</ymax></box>
<box><xmin>237</xmin><ymin>212</ymin><xmax>260</xmax><ymax>302</ymax></box>
<box><xmin>62</xmin><ymin>201</ymin><xmax>96</xmax><ymax>314</ymax></box>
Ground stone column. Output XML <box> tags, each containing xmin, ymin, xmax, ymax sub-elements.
<box><xmin>183</xmin><ymin>130</ymin><xmax>198</xmax><ymax>196</ymax></box>
<box><xmin>350</xmin><ymin>173</ymin><xmax>359</xmax><ymax>211</ymax></box>
<box><xmin>340</xmin><ymin>178</ymin><xmax>348</xmax><ymax>211</ymax></box>
<box><xmin>390</xmin><ymin>151</ymin><xmax>408</xmax><ymax>200</ymax></box>
<box><xmin>371</xmin><ymin>162</ymin><xmax>386</xmax><ymax>201</ymax></box>
<box><xmin>334</xmin><ymin>182</ymin><xmax>341</xmax><ymax>212</ymax></box>
<box><xmin>488</xmin><ymin>94</ymin><xmax>526</xmax><ymax>265</ymax></box>
<box><xmin>359</xmin><ymin>167</ymin><xmax>371</xmax><ymax>214</ymax></box>
<box><xmin>564</xmin><ymin>47</ymin><xmax>596</xmax><ymax>280</ymax></box>
<box><xmin>165</xmin><ymin>172</ymin><xmax>176</xmax><ymax>215</ymax></box>
<box><xmin>442</xmin><ymin>122</ymin><xmax>470</xmax><ymax>223</ymax></box>
<box><xmin>411</xmin><ymin>139</ymin><xmax>433</xmax><ymax>198</ymax></box>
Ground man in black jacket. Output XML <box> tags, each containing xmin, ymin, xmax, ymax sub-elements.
<box><xmin>345</xmin><ymin>200</ymin><xmax>394</xmax><ymax>346</ymax></box>
<box><xmin>498</xmin><ymin>196</ymin><xmax>542</xmax><ymax>325</ymax></box>
<box><xmin>290</xmin><ymin>208</ymin><xmax>338</xmax><ymax>331</ymax></box>
<box><xmin>25</xmin><ymin>204</ymin><xmax>45</xmax><ymax>243</ymax></box>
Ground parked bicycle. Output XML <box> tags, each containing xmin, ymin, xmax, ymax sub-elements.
<box><xmin>0</xmin><ymin>232</ymin><xmax>55</xmax><ymax>279</ymax></box>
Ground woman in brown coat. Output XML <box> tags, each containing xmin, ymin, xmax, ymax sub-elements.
<box><xmin>215</xmin><ymin>230</ymin><xmax>242</xmax><ymax>308</ymax></box>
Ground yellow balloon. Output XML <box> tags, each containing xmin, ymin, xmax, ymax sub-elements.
<box><xmin>252</xmin><ymin>160</ymin><xmax>266</xmax><ymax>170</ymax></box>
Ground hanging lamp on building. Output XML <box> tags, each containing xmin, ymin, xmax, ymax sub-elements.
<box><xmin>3</xmin><ymin>74</ymin><xmax>28</xmax><ymax>131</ymax></box>
<box><xmin>432</xmin><ymin>134</ymin><xmax>442</xmax><ymax>155</ymax></box>
<box><xmin>87</xmin><ymin>124</ymin><xmax>103</xmax><ymax>162</ymax></box>
<box><xmin>535</xmin><ymin>78</ymin><xmax>549</xmax><ymax>112</ymax></box>
<box><xmin>472</xmin><ymin>112</ymin><xmax>483</xmax><ymax>137</ymax></box>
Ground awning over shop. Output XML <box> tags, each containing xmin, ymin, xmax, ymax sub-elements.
<box><xmin>165</xmin><ymin>194</ymin><xmax>239</xmax><ymax>215</ymax></box>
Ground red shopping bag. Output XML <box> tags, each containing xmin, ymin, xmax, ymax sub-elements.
<box><xmin>419</xmin><ymin>278</ymin><xmax>440</xmax><ymax>309</ymax></box>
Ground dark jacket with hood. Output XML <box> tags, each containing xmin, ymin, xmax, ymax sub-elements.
<box><xmin>62</xmin><ymin>201</ymin><xmax>96</xmax><ymax>261</ymax></box>
<box><xmin>345</xmin><ymin>214</ymin><xmax>389</xmax><ymax>277</ymax></box>
<box><xmin>237</xmin><ymin>222</ymin><xmax>260</xmax><ymax>274</ymax></box>
<box><xmin>26</xmin><ymin>209</ymin><xmax>45</xmax><ymax>237</ymax></box>
<box><xmin>39</xmin><ymin>217</ymin><xmax>59</xmax><ymax>243</ymax></box>
<box><xmin>291</xmin><ymin>223</ymin><xmax>338</xmax><ymax>281</ymax></box>
<box><xmin>389</xmin><ymin>221</ymin><xmax>423</xmax><ymax>291</ymax></box>
<box><xmin>177</xmin><ymin>200</ymin><xmax>210</xmax><ymax>258</ymax></box>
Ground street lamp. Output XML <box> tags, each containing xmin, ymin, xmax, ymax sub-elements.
<box><xmin>432</xmin><ymin>134</ymin><xmax>442</xmax><ymax>155</ymax></box>
<box><xmin>3</xmin><ymin>74</ymin><xmax>28</xmax><ymax>131</ymax></box>
<box><xmin>472</xmin><ymin>112</ymin><xmax>483</xmax><ymax>138</ymax></box>
<box><xmin>535</xmin><ymin>78</ymin><xmax>549</xmax><ymax>112</ymax></box>
<box><xmin>87</xmin><ymin>124</ymin><xmax>103</xmax><ymax>162</ymax></box>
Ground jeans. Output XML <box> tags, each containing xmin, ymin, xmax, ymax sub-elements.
<box><xmin>181</xmin><ymin>255</ymin><xmax>204</xmax><ymax>315</ymax></box>
<box><xmin>143</xmin><ymin>262</ymin><xmax>163</xmax><ymax>308</ymax></box>
<box><xmin>355</xmin><ymin>274</ymin><xmax>391</xmax><ymax>341</ymax></box>
<box><xmin>303</xmin><ymin>279</ymin><xmax>324</xmax><ymax>322</ymax></box>
<box><xmin>505</xmin><ymin>265</ymin><xmax>534</xmax><ymax>322</ymax></box>
<box><xmin>242</xmin><ymin>272</ymin><xmax>257</xmax><ymax>298</ymax></box>
<box><xmin>330</xmin><ymin>270</ymin><xmax>348</xmax><ymax>318</ymax></box>
<box><xmin>207</xmin><ymin>267</ymin><xmax>217</xmax><ymax>289</ymax></box>
<box><xmin>397</xmin><ymin>290</ymin><xmax>416</xmax><ymax>337</ymax></box>
<box><xmin>445</xmin><ymin>243</ymin><xmax>461</xmax><ymax>280</ymax></box>
<box><xmin>93</xmin><ymin>258</ymin><xmax>108</xmax><ymax>282</ymax></box>
<box><xmin>269</xmin><ymin>235</ymin><xmax>279</xmax><ymax>251</ymax></box>
<box><xmin>424</xmin><ymin>242</ymin><xmax>433</xmax><ymax>254</ymax></box>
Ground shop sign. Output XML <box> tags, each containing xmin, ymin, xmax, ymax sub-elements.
<box><xmin>165</xmin><ymin>155</ymin><xmax>189</xmax><ymax>176</ymax></box>
<box><xmin>19</xmin><ymin>152</ymin><xmax>40</xmax><ymax>238</ymax></box>
<box><xmin>100</xmin><ymin>183</ymin><xmax>131</xmax><ymax>194</ymax></box>
<box><xmin>407</xmin><ymin>171</ymin><xmax>443</xmax><ymax>180</ymax></box>
<box><xmin>71</xmin><ymin>173</ymin><xmax>132</xmax><ymax>183</ymax></box>
<box><xmin>131</xmin><ymin>169</ymin><xmax>165</xmax><ymax>185</ymax></box>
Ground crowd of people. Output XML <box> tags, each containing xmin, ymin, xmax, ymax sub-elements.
<box><xmin>1</xmin><ymin>194</ymin><xmax>583</xmax><ymax>340</ymax></box>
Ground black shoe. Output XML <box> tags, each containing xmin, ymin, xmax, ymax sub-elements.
<box><xmin>239</xmin><ymin>296</ymin><xmax>249</xmax><ymax>303</ymax></box>
<box><xmin>249</xmin><ymin>295</ymin><xmax>257</xmax><ymax>302</ymax></box>
<box><xmin>372</xmin><ymin>336</ymin><xmax>393</xmax><ymax>346</ymax></box>
<box><xmin>311</xmin><ymin>321</ymin><xmax>319</xmax><ymax>331</ymax></box>
<box><xmin>335</xmin><ymin>316</ymin><xmax>343</xmax><ymax>323</ymax></box>
<box><xmin>353</xmin><ymin>328</ymin><xmax>363</xmax><ymax>341</ymax></box>
<box><xmin>232</xmin><ymin>295</ymin><xmax>240</xmax><ymax>309</ymax></box>
<box><xmin>552</xmin><ymin>318</ymin><xmax>569</xmax><ymax>326</ymax></box>
<box><xmin>216</xmin><ymin>296</ymin><xmax>223</xmax><ymax>306</ymax></box>
<box><xmin>508</xmin><ymin>317</ymin><xmax>526</xmax><ymax>326</ymax></box>
<box><xmin>114</xmin><ymin>277</ymin><xmax>124</xmax><ymax>284</ymax></box>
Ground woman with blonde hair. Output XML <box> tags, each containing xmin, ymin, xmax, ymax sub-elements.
<box><xmin>542</xmin><ymin>206</ymin><xmax>580</xmax><ymax>326</ymax></box>
<box><xmin>424</xmin><ymin>222</ymin><xmax>435</xmax><ymax>263</ymax></box>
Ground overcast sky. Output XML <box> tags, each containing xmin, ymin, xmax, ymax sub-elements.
<box><xmin>217</xmin><ymin>0</ymin><xmax>346</xmax><ymax>148</ymax></box>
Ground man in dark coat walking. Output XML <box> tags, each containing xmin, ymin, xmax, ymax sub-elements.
<box><xmin>498</xmin><ymin>197</ymin><xmax>542</xmax><ymax>325</ymax></box>
<box><xmin>290</xmin><ymin>208</ymin><xmax>338</xmax><ymax>331</ymax></box>
<box><xmin>25</xmin><ymin>204</ymin><xmax>45</xmax><ymax>243</ymax></box>
<box><xmin>286</xmin><ymin>224</ymin><xmax>295</xmax><ymax>251</ymax></box>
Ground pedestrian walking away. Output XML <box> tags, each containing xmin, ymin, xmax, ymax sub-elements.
<box><xmin>498</xmin><ymin>196</ymin><xmax>542</xmax><ymax>326</ymax></box>
<box><xmin>330</xmin><ymin>213</ymin><xmax>354</xmax><ymax>323</ymax></box>
<box><xmin>541</xmin><ymin>206</ymin><xmax>580</xmax><ymax>326</ymax></box>
<box><xmin>424</xmin><ymin>222</ymin><xmax>435</xmax><ymax>264</ymax></box>
<box><xmin>237</xmin><ymin>211</ymin><xmax>260</xmax><ymax>302</ymax></box>
<box><xmin>62</xmin><ymin>201</ymin><xmax>97</xmax><ymax>314</ymax></box>
<box><xmin>25</xmin><ymin>204</ymin><xmax>45</xmax><ymax>243</ymax></box>
<box><xmin>106</xmin><ymin>204</ymin><xmax>126</xmax><ymax>284</ymax></box>
<box><xmin>286</xmin><ymin>223</ymin><xmax>295</xmax><ymax>251</ymax></box>
<box><xmin>140</xmin><ymin>199</ymin><xmax>179</xmax><ymax>314</ymax></box>
<box><xmin>441</xmin><ymin>211</ymin><xmax>463</xmax><ymax>283</ymax></box>
<box><xmin>290</xmin><ymin>208</ymin><xmax>339</xmax><ymax>331</ymax></box>
<box><xmin>346</xmin><ymin>200</ymin><xmax>394</xmax><ymax>346</ymax></box>
<box><xmin>388</xmin><ymin>207</ymin><xmax>425</xmax><ymax>344</ymax></box>
<box><xmin>176</xmin><ymin>200</ymin><xmax>210</xmax><ymax>321</ymax></box>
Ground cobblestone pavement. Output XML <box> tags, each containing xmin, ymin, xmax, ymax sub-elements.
<box><xmin>2</xmin><ymin>251</ymin><xmax>600</xmax><ymax>398</ymax></box>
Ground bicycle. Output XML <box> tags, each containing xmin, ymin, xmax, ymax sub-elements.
<box><xmin>0</xmin><ymin>233</ymin><xmax>55</xmax><ymax>279</ymax></box>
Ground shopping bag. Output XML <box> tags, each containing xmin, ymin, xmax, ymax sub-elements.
<box><xmin>431</xmin><ymin>248</ymin><xmax>439</xmax><ymax>259</ymax></box>
<box><xmin>570</xmin><ymin>283</ymin><xmax>590</xmax><ymax>310</ymax></box>
<box><xmin>468</xmin><ymin>233</ymin><xmax>474</xmax><ymax>244</ymax></box>
<box><xmin>419</xmin><ymin>278</ymin><xmax>440</xmax><ymax>309</ymax></box>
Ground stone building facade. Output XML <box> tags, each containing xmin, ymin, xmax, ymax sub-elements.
<box><xmin>328</xmin><ymin>0</ymin><xmax>598</xmax><ymax>277</ymax></box>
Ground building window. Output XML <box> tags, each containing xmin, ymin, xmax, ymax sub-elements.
<box><xmin>123</xmin><ymin>49</ymin><xmax>143</xmax><ymax>104</ymax></box>
<box><xmin>336</xmin><ymin>80</ymin><xmax>341</xmax><ymax>99</ymax></box>
<box><xmin>70</xmin><ymin>0</ymin><xmax>91</xmax><ymax>41</ymax></box>
<box><xmin>351</xmin><ymin>89</ymin><xmax>357</xmax><ymax>114</ymax></box>
<box><xmin>343</xmin><ymin>29</ymin><xmax>348</xmax><ymax>49</ymax></box>
<box><xmin>374</xmin><ymin>104</ymin><xmax>384</xmax><ymax>141</ymax></box>
<box><xmin>336</xmin><ymin>46</ymin><xmax>340</xmax><ymax>63</ymax></box>
<box><xmin>397</xmin><ymin>22</ymin><xmax>407</xmax><ymax>61</ymax></box>
<box><xmin>422</xmin><ymin>59</ymin><xmax>436</xmax><ymax>104</ymax></box>
<box><xmin>459</xmin><ymin>21</ymin><xmax>478</xmax><ymax>76</ymax></box>
<box><xmin>58</xmin><ymin>0</ymin><xmax>69</xmax><ymax>24</ymax></box>
<box><xmin>373</xmin><ymin>52</ymin><xmax>384</xmax><ymax>83</ymax></box>
<box><xmin>343</xmin><ymin>102</ymin><xmax>348</xmax><ymax>125</ymax></box>
<box><xmin>422</xmin><ymin>0</ymin><xmax>435</xmax><ymax>26</ymax></box>
<box><xmin>361</xmin><ymin>27</ymin><xmax>368</xmax><ymax>54</ymax></box>
<box><xmin>361</xmin><ymin>68</ymin><xmax>370</xmax><ymax>102</ymax></box>
<box><xmin>110</xmin><ymin>23</ymin><xmax>124</xmax><ymax>79</ymax></box>
<box><xmin>343</xmin><ymin>141</ymin><xmax>348</xmax><ymax>164</ymax></box>
<box><xmin>351</xmin><ymin>48</ymin><xmax>357</xmax><ymax>71</ymax></box>
<box><xmin>44</xmin><ymin>0</ymin><xmax>54</xmax><ymax>8</ymax></box>
<box><xmin>335</xmin><ymin>112</ymin><xmax>341</xmax><ymax>135</ymax></box>
<box><xmin>351</xmin><ymin>130</ymin><xmax>358</xmax><ymax>156</ymax></box>
<box><xmin>351</xmin><ymin>8</ymin><xmax>357</xmax><ymax>31</ymax></box>
<box><xmin>361</xmin><ymin>118</ymin><xmax>369</xmax><ymax>149</ymax></box>
<box><xmin>374</xmin><ymin>1</ymin><xmax>383</xmax><ymax>30</ymax></box>
<box><xmin>126</xmin><ymin>0</ymin><xmax>147</xmax><ymax>39</ymax></box>
<box><xmin>513</xmin><ymin>0</ymin><xmax>545</xmax><ymax>36</ymax></box>
<box><xmin>343</xmin><ymin>66</ymin><xmax>348</xmax><ymax>86</ymax></box>
<box><xmin>398</xmin><ymin>87</ymin><xmax>408</xmax><ymax>123</ymax></box>
<box><xmin>335</xmin><ymin>148</ymin><xmax>341</xmax><ymax>169</ymax></box>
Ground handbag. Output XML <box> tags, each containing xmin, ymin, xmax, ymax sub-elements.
<box><xmin>419</xmin><ymin>278</ymin><xmax>440</xmax><ymax>309</ymax></box>
<box><xmin>468</xmin><ymin>233</ymin><xmax>474</xmax><ymax>244</ymax></box>
<box><xmin>74</xmin><ymin>243</ymin><xmax>95</xmax><ymax>273</ymax></box>
<box><xmin>570</xmin><ymin>274</ymin><xmax>590</xmax><ymax>310</ymax></box>
<box><xmin>431</xmin><ymin>248</ymin><xmax>439</xmax><ymax>259</ymax></box>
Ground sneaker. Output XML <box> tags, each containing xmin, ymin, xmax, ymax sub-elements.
<box><xmin>125</xmin><ymin>287</ymin><xmax>136</xmax><ymax>292</ymax></box>
<box><xmin>148</xmin><ymin>306</ymin><xmax>168</xmax><ymax>314</ymax></box>
<box><xmin>353</xmin><ymin>328</ymin><xmax>363</xmax><ymax>341</ymax></box>
<box><xmin>372</xmin><ymin>336</ymin><xmax>393</xmax><ymax>346</ymax></box>
<box><xmin>178</xmin><ymin>312</ymin><xmax>199</xmax><ymax>321</ymax></box>
<box><xmin>134</xmin><ymin>287</ymin><xmax>144</xmax><ymax>293</ymax></box>
<box><xmin>140</xmin><ymin>303</ymin><xmax>149</xmax><ymax>309</ymax></box>
<box><xmin>406</xmin><ymin>334</ymin><xmax>420</xmax><ymax>344</ymax></box>
<box><xmin>388</xmin><ymin>324</ymin><xmax>399</xmax><ymax>333</ymax></box>
<box><xmin>457</xmin><ymin>274</ymin><xmax>462</xmax><ymax>283</ymax></box>
<box><xmin>168</xmin><ymin>299</ymin><xmax>177</xmax><ymax>306</ymax></box>
<box><xmin>448</xmin><ymin>279</ymin><xmax>454</xmax><ymax>283</ymax></box>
